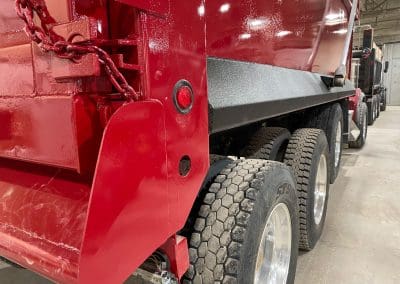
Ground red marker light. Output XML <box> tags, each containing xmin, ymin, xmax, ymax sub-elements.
<box><xmin>173</xmin><ymin>81</ymin><xmax>194</xmax><ymax>114</ymax></box>
<box><xmin>176</xmin><ymin>86</ymin><xmax>192</xmax><ymax>110</ymax></box>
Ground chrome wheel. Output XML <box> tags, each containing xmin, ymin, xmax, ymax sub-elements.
<box><xmin>334</xmin><ymin>121</ymin><xmax>342</xmax><ymax>168</ymax></box>
<box><xmin>313</xmin><ymin>155</ymin><xmax>327</xmax><ymax>225</ymax></box>
<box><xmin>254</xmin><ymin>203</ymin><xmax>292</xmax><ymax>284</ymax></box>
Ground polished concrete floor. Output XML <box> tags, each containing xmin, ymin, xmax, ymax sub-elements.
<box><xmin>296</xmin><ymin>106</ymin><xmax>400</xmax><ymax>284</ymax></box>
<box><xmin>0</xmin><ymin>107</ymin><xmax>399</xmax><ymax>284</ymax></box>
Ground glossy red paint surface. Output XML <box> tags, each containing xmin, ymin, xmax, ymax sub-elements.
<box><xmin>0</xmin><ymin>96</ymin><xmax>102</xmax><ymax>172</ymax></box>
<box><xmin>0</xmin><ymin>0</ymin><xmax>108</xmax><ymax>173</ymax></box>
<box><xmin>0</xmin><ymin>0</ymin><xmax>355</xmax><ymax>283</ymax></box>
<box><xmin>206</xmin><ymin>0</ymin><xmax>351</xmax><ymax>75</ymax></box>
<box><xmin>0</xmin><ymin>159</ymin><xmax>91</xmax><ymax>283</ymax></box>
<box><xmin>141</xmin><ymin>0</ymin><xmax>209</xmax><ymax>236</ymax></box>
<box><xmin>85</xmin><ymin>0</ymin><xmax>211</xmax><ymax>269</ymax></box>
<box><xmin>1</xmin><ymin>0</ymin><xmax>208</xmax><ymax>282</ymax></box>
<box><xmin>79</xmin><ymin>100</ymin><xmax>171</xmax><ymax>284</ymax></box>
<box><xmin>159</xmin><ymin>235</ymin><xmax>190</xmax><ymax>280</ymax></box>
<box><xmin>116</xmin><ymin>0</ymin><xmax>169</xmax><ymax>15</ymax></box>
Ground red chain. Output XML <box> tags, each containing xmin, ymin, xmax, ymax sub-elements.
<box><xmin>15</xmin><ymin>0</ymin><xmax>139</xmax><ymax>101</ymax></box>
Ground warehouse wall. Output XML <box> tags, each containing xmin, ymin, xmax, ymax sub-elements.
<box><xmin>384</xmin><ymin>43</ymin><xmax>400</xmax><ymax>106</ymax></box>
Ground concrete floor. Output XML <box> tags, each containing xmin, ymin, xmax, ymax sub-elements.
<box><xmin>296</xmin><ymin>106</ymin><xmax>400</xmax><ymax>284</ymax></box>
<box><xmin>0</xmin><ymin>107</ymin><xmax>399</xmax><ymax>283</ymax></box>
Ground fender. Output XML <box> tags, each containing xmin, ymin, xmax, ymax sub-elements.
<box><xmin>79</xmin><ymin>100</ymin><xmax>171</xmax><ymax>283</ymax></box>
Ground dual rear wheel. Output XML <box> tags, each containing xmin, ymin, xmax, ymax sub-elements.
<box><xmin>186</xmin><ymin>106</ymin><xmax>341</xmax><ymax>283</ymax></box>
<box><xmin>243</xmin><ymin>126</ymin><xmax>331</xmax><ymax>250</ymax></box>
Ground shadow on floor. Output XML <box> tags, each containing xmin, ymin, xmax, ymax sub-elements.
<box><xmin>0</xmin><ymin>267</ymin><xmax>51</xmax><ymax>284</ymax></box>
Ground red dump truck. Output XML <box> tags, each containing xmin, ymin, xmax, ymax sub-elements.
<box><xmin>0</xmin><ymin>0</ymin><xmax>366</xmax><ymax>283</ymax></box>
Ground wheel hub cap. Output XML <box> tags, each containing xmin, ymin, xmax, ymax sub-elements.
<box><xmin>314</xmin><ymin>155</ymin><xmax>327</xmax><ymax>225</ymax></box>
<box><xmin>254</xmin><ymin>203</ymin><xmax>292</xmax><ymax>284</ymax></box>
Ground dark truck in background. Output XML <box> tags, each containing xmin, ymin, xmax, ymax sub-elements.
<box><xmin>352</xmin><ymin>28</ymin><xmax>390</xmax><ymax>125</ymax></box>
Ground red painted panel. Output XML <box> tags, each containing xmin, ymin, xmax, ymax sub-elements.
<box><xmin>0</xmin><ymin>97</ymin><xmax>78</xmax><ymax>169</ymax></box>
<box><xmin>116</xmin><ymin>0</ymin><xmax>169</xmax><ymax>15</ymax></box>
<box><xmin>312</xmin><ymin>0</ymin><xmax>350</xmax><ymax>75</ymax></box>
<box><xmin>0</xmin><ymin>100</ymin><xmax>170</xmax><ymax>284</ymax></box>
<box><xmin>0</xmin><ymin>159</ymin><xmax>90</xmax><ymax>283</ymax></box>
<box><xmin>160</xmin><ymin>235</ymin><xmax>190</xmax><ymax>280</ymax></box>
<box><xmin>206</xmin><ymin>0</ymin><xmax>327</xmax><ymax>71</ymax></box>
<box><xmin>79</xmin><ymin>100</ymin><xmax>169</xmax><ymax>284</ymax></box>
<box><xmin>0</xmin><ymin>0</ymin><xmax>109</xmax><ymax>171</ymax></box>
<box><xmin>42</xmin><ymin>0</ymin><xmax>71</xmax><ymax>23</ymax></box>
<box><xmin>143</xmin><ymin>0</ymin><xmax>209</xmax><ymax>230</ymax></box>
<box><xmin>78</xmin><ymin>1</ymin><xmax>209</xmax><ymax>281</ymax></box>
<box><xmin>0</xmin><ymin>0</ymin><xmax>28</xmax><ymax>36</ymax></box>
<box><xmin>0</xmin><ymin>44</ymin><xmax>33</xmax><ymax>96</ymax></box>
<box><xmin>0</xmin><ymin>96</ymin><xmax>101</xmax><ymax>172</ymax></box>
<box><xmin>206</xmin><ymin>0</ymin><xmax>350</xmax><ymax>75</ymax></box>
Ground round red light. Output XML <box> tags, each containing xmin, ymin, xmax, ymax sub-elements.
<box><xmin>176</xmin><ymin>86</ymin><xmax>193</xmax><ymax>110</ymax></box>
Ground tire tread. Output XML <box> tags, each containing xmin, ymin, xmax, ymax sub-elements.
<box><xmin>240</xmin><ymin>127</ymin><xmax>290</xmax><ymax>161</ymax></box>
<box><xmin>184</xmin><ymin>159</ymin><xmax>291</xmax><ymax>283</ymax></box>
<box><xmin>284</xmin><ymin>128</ymin><xmax>325</xmax><ymax>250</ymax></box>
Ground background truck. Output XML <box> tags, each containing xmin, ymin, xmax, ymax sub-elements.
<box><xmin>352</xmin><ymin>28</ymin><xmax>390</xmax><ymax>125</ymax></box>
<box><xmin>0</xmin><ymin>0</ymin><xmax>366</xmax><ymax>283</ymax></box>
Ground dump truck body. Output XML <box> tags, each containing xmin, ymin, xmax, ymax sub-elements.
<box><xmin>0</xmin><ymin>0</ymin><xmax>358</xmax><ymax>283</ymax></box>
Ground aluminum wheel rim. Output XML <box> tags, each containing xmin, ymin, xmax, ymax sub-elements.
<box><xmin>254</xmin><ymin>203</ymin><xmax>292</xmax><ymax>284</ymax></box>
<box><xmin>314</xmin><ymin>155</ymin><xmax>327</xmax><ymax>225</ymax></box>
<box><xmin>373</xmin><ymin>103</ymin><xmax>377</xmax><ymax>119</ymax></box>
<box><xmin>363</xmin><ymin>113</ymin><xmax>367</xmax><ymax>139</ymax></box>
<box><xmin>334</xmin><ymin>121</ymin><xmax>342</xmax><ymax>168</ymax></box>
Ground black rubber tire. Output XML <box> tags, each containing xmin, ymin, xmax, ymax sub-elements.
<box><xmin>240</xmin><ymin>127</ymin><xmax>291</xmax><ymax>162</ymax></box>
<box><xmin>184</xmin><ymin>159</ymin><xmax>299</xmax><ymax>284</ymax></box>
<box><xmin>376</xmin><ymin>95</ymin><xmax>381</xmax><ymax>118</ymax></box>
<box><xmin>349</xmin><ymin>102</ymin><xmax>368</xmax><ymax>149</ymax></box>
<box><xmin>284</xmin><ymin>128</ymin><xmax>330</xmax><ymax>251</ymax></box>
<box><xmin>303</xmin><ymin>104</ymin><xmax>343</xmax><ymax>184</ymax></box>
<box><xmin>367</xmin><ymin>100</ymin><xmax>375</xmax><ymax>126</ymax></box>
<box><xmin>381</xmin><ymin>92</ymin><xmax>387</xmax><ymax>112</ymax></box>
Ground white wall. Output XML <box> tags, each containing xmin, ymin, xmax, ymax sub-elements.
<box><xmin>384</xmin><ymin>43</ymin><xmax>400</xmax><ymax>106</ymax></box>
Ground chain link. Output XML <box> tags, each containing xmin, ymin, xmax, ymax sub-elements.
<box><xmin>15</xmin><ymin>0</ymin><xmax>139</xmax><ymax>101</ymax></box>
